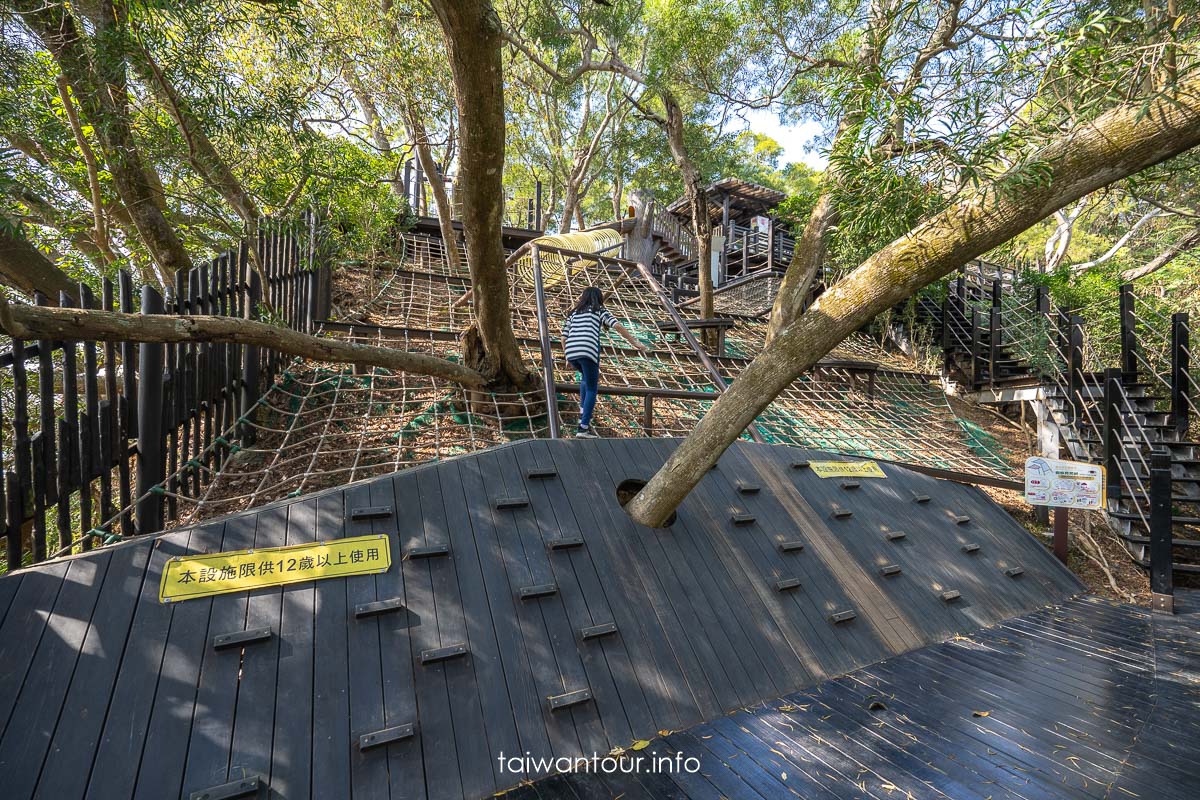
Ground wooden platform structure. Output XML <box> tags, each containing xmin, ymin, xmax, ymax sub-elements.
<box><xmin>0</xmin><ymin>438</ymin><xmax>1192</xmax><ymax>800</ymax></box>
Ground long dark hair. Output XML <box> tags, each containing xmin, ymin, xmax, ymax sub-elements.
<box><xmin>571</xmin><ymin>286</ymin><xmax>605</xmax><ymax>315</ymax></box>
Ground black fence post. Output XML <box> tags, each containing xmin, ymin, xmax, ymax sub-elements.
<box><xmin>1101</xmin><ymin>368</ymin><xmax>1123</xmax><ymax>505</ymax></box>
<box><xmin>1171</xmin><ymin>312</ymin><xmax>1189</xmax><ymax>440</ymax></box>
<box><xmin>941</xmin><ymin>295</ymin><xmax>952</xmax><ymax>373</ymax></box>
<box><xmin>1119</xmin><ymin>283</ymin><xmax>1137</xmax><ymax>380</ymax></box>
<box><xmin>1068</xmin><ymin>314</ymin><xmax>1084</xmax><ymax>423</ymax></box>
<box><xmin>240</xmin><ymin>269</ymin><xmax>262</xmax><ymax>446</ymax></box>
<box><xmin>1035</xmin><ymin>285</ymin><xmax>1050</xmax><ymax>317</ymax></box>
<box><xmin>136</xmin><ymin>285</ymin><xmax>166</xmax><ymax>536</ymax></box>
<box><xmin>1149</xmin><ymin>448</ymin><xmax>1174</xmax><ymax>613</ymax></box>
<box><xmin>535</xmin><ymin>180</ymin><xmax>543</xmax><ymax>230</ymax></box>
<box><xmin>989</xmin><ymin>306</ymin><xmax>1001</xmax><ymax>388</ymax></box>
<box><xmin>970</xmin><ymin>308</ymin><xmax>982</xmax><ymax>388</ymax></box>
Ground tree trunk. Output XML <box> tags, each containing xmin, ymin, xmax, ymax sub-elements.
<box><xmin>560</xmin><ymin>184</ymin><xmax>580</xmax><ymax>234</ymax></box>
<box><xmin>767</xmin><ymin>0</ymin><xmax>894</xmax><ymax>340</ymax></box>
<box><xmin>767</xmin><ymin>191</ymin><xmax>836</xmax><ymax>339</ymax></box>
<box><xmin>342</xmin><ymin>62</ymin><xmax>407</xmax><ymax>198</ymax></box>
<box><xmin>55</xmin><ymin>75</ymin><xmax>114</xmax><ymax>264</ymax></box>
<box><xmin>1123</xmin><ymin>226</ymin><xmax>1200</xmax><ymax>280</ymax></box>
<box><xmin>626</xmin><ymin>78</ymin><xmax>1200</xmax><ymax>527</ymax></box>
<box><xmin>0</xmin><ymin>299</ymin><xmax>487</xmax><ymax>386</ymax></box>
<box><xmin>15</xmin><ymin>1</ymin><xmax>187</xmax><ymax>288</ymax></box>
<box><xmin>0</xmin><ymin>223</ymin><xmax>78</xmax><ymax>303</ymax></box>
<box><xmin>404</xmin><ymin>106</ymin><xmax>462</xmax><ymax>273</ymax></box>
<box><xmin>429</xmin><ymin>0</ymin><xmax>532</xmax><ymax>388</ymax></box>
<box><xmin>660</xmin><ymin>91</ymin><xmax>713</xmax><ymax>325</ymax></box>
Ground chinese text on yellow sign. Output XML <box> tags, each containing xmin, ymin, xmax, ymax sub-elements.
<box><xmin>808</xmin><ymin>460</ymin><xmax>887</xmax><ymax>479</ymax></box>
<box><xmin>159</xmin><ymin>534</ymin><xmax>391</xmax><ymax>603</ymax></box>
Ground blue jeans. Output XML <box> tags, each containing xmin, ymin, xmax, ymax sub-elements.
<box><xmin>570</xmin><ymin>358</ymin><xmax>599</xmax><ymax>427</ymax></box>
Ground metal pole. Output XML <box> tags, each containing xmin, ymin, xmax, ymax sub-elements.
<box><xmin>1149</xmin><ymin>448</ymin><xmax>1174</xmax><ymax>613</ymax></box>
<box><xmin>531</xmin><ymin>246</ymin><xmax>561</xmax><ymax>439</ymax></box>
<box><xmin>1053</xmin><ymin>507</ymin><xmax>1069</xmax><ymax>565</ymax></box>
<box><xmin>535</xmin><ymin>181</ymin><xmax>543</xmax><ymax>231</ymax></box>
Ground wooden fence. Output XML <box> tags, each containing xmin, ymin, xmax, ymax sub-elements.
<box><xmin>0</xmin><ymin>212</ymin><xmax>330</xmax><ymax>570</ymax></box>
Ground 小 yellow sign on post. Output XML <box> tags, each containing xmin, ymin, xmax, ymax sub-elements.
<box><xmin>808</xmin><ymin>460</ymin><xmax>888</xmax><ymax>479</ymax></box>
<box><xmin>159</xmin><ymin>533</ymin><xmax>392</xmax><ymax>603</ymax></box>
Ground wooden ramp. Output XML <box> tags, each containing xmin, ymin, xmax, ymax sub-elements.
<box><xmin>521</xmin><ymin>593</ymin><xmax>1200</xmax><ymax>800</ymax></box>
<box><xmin>0</xmin><ymin>439</ymin><xmax>1084</xmax><ymax>799</ymax></box>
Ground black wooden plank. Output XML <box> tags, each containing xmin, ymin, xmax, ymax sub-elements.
<box><xmin>83</xmin><ymin>526</ymin><xmax>197</xmax><ymax>799</ymax></box>
<box><xmin>131</xmin><ymin>521</ymin><xmax>227</xmax><ymax>800</ymax></box>
<box><xmin>519</xmin><ymin>440</ymin><xmax>647</xmax><ymax>745</ymax></box>
<box><xmin>402</xmin><ymin>464</ymin><xmax>464</xmax><ymax>800</ymax></box>
<box><xmin>687</xmin><ymin>443</ymin><xmax>861</xmax><ymax>681</ymax></box>
<box><xmin>640</xmin><ymin>438</ymin><xmax>799</xmax><ymax>698</ymax></box>
<box><xmin>310</xmin><ymin>491</ymin><xmax>352</xmax><ymax>799</ymax></box>
<box><xmin>268</xmin><ymin>498</ymin><xmax>318</xmax><ymax>800</ymax></box>
<box><xmin>457</xmin><ymin>452</ymin><xmax>556</xmax><ymax>780</ymax></box>
<box><xmin>581</xmin><ymin>439</ymin><xmax>725</xmax><ymax>722</ymax></box>
<box><xmin>179</xmin><ymin>514</ymin><xmax>258</xmax><ymax>797</ymax></box>
<box><xmin>31</xmin><ymin>541</ymin><xmax>151</xmax><ymax>798</ymax></box>
<box><xmin>604</xmin><ymin>439</ymin><xmax>757</xmax><ymax>710</ymax></box>
<box><xmin>546</xmin><ymin>441</ymin><xmax>695</xmax><ymax>733</ymax></box>
<box><xmin>0</xmin><ymin>553</ymin><xmax>109</xmax><ymax>800</ymax></box>
<box><xmin>222</xmin><ymin>504</ymin><xmax>288</xmax><ymax>790</ymax></box>
<box><xmin>477</xmin><ymin>448</ymin><xmax>585</xmax><ymax>763</ymax></box>
<box><xmin>0</xmin><ymin>573</ymin><xmax>23</xmax><ymax>631</ymax></box>
<box><xmin>437</xmin><ymin>459</ymin><xmax>523</xmax><ymax>790</ymax></box>
<box><xmin>341</xmin><ymin>483</ymin><xmax>394</xmax><ymax>800</ymax></box>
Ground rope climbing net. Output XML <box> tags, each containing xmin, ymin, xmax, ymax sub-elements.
<box><xmin>135</xmin><ymin>230</ymin><xmax>1014</xmax><ymax>526</ymax></box>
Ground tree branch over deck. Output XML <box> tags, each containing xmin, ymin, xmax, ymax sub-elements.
<box><xmin>626</xmin><ymin>78</ymin><xmax>1200</xmax><ymax>527</ymax></box>
<box><xmin>0</xmin><ymin>298</ymin><xmax>488</xmax><ymax>387</ymax></box>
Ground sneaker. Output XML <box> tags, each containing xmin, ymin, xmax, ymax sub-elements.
<box><xmin>576</xmin><ymin>426</ymin><xmax>599</xmax><ymax>439</ymax></box>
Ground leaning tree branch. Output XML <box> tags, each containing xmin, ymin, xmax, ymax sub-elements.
<box><xmin>1122</xmin><ymin>226</ymin><xmax>1200</xmax><ymax>281</ymax></box>
<box><xmin>626</xmin><ymin>77</ymin><xmax>1200</xmax><ymax>527</ymax></box>
<box><xmin>0</xmin><ymin>297</ymin><xmax>488</xmax><ymax>387</ymax></box>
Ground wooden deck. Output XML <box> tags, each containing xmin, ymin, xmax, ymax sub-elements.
<box><xmin>521</xmin><ymin>593</ymin><xmax>1200</xmax><ymax>800</ymax></box>
<box><xmin>0</xmin><ymin>439</ymin><xmax>1092</xmax><ymax>799</ymax></box>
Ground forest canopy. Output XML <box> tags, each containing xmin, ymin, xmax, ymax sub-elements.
<box><xmin>1</xmin><ymin>0</ymin><xmax>1197</xmax><ymax>524</ymax></box>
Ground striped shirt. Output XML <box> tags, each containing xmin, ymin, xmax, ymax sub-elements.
<box><xmin>562</xmin><ymin>308</ymin><xmax>618</xmax><ymax>364</ymax></box>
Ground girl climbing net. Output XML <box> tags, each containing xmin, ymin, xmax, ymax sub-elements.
<box><xmin>562</xmin><ymin>286</ymin><xmax>649</xmax><ymax>437</ymax></box>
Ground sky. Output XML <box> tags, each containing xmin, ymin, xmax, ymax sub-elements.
<box><xmin>743</xmin><ymin>108</ymin><xmax>828</xmax><ymax>170</ymax></box>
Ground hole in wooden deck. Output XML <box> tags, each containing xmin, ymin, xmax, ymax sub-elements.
<box><xmin>616</xmin><ymin>479</ymin><xmax>676</xmax><ymax>528</ymax></box>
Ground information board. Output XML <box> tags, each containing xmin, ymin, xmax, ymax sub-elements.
<box><xmin>160</xmin><ymin>533</ymin><xmax>391</xmax><ymax>602</ymax></box>
<box><xmin>1023</xmin><ymin>456</ymin><xmax>1105</xmax><ymax>510</ymax></box>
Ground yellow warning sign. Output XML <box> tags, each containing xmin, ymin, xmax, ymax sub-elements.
<box><xmin>808</xmin><ymin>460</ymin><xmax>887</xmax><ymax>479</ymax></box>
<box><xmin>159</xmin><ymin>534</ymin><xmax>391</xmax><ymax>603</ymax></box>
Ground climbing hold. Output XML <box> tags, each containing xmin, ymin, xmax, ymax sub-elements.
<box><xmin>519</xmin><ymin>583</ymin><xmax>558</xmax><ymax>600</ymax></box>
<box><xmin>421</xmin><ymin>643</ymin><xmax>468</xmax><ymax>664</ymax></box>
<box><xmin>548</xmin><ymin>688</ymin><xmax>593</xmax><ymax>710</ymax></box>
<box><xmin>581</xmin><ymin>622</ymin><xmax>617</xmax><ymax>640</ymax></box>
<box><xmin>406</xmin><ymin>544</ymin><xmax>450</xmax><ymax>559</ymax></box>
<box><xmin>359</xmin><ymin>723</ymin><xmax>415</xmax><ymax>751</ymax></box>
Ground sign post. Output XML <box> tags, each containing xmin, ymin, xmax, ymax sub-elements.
<box><xmin>1023</xmin><ymin>456</ymin><xmax>1105</xmax><ymax>564</ymax></box>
